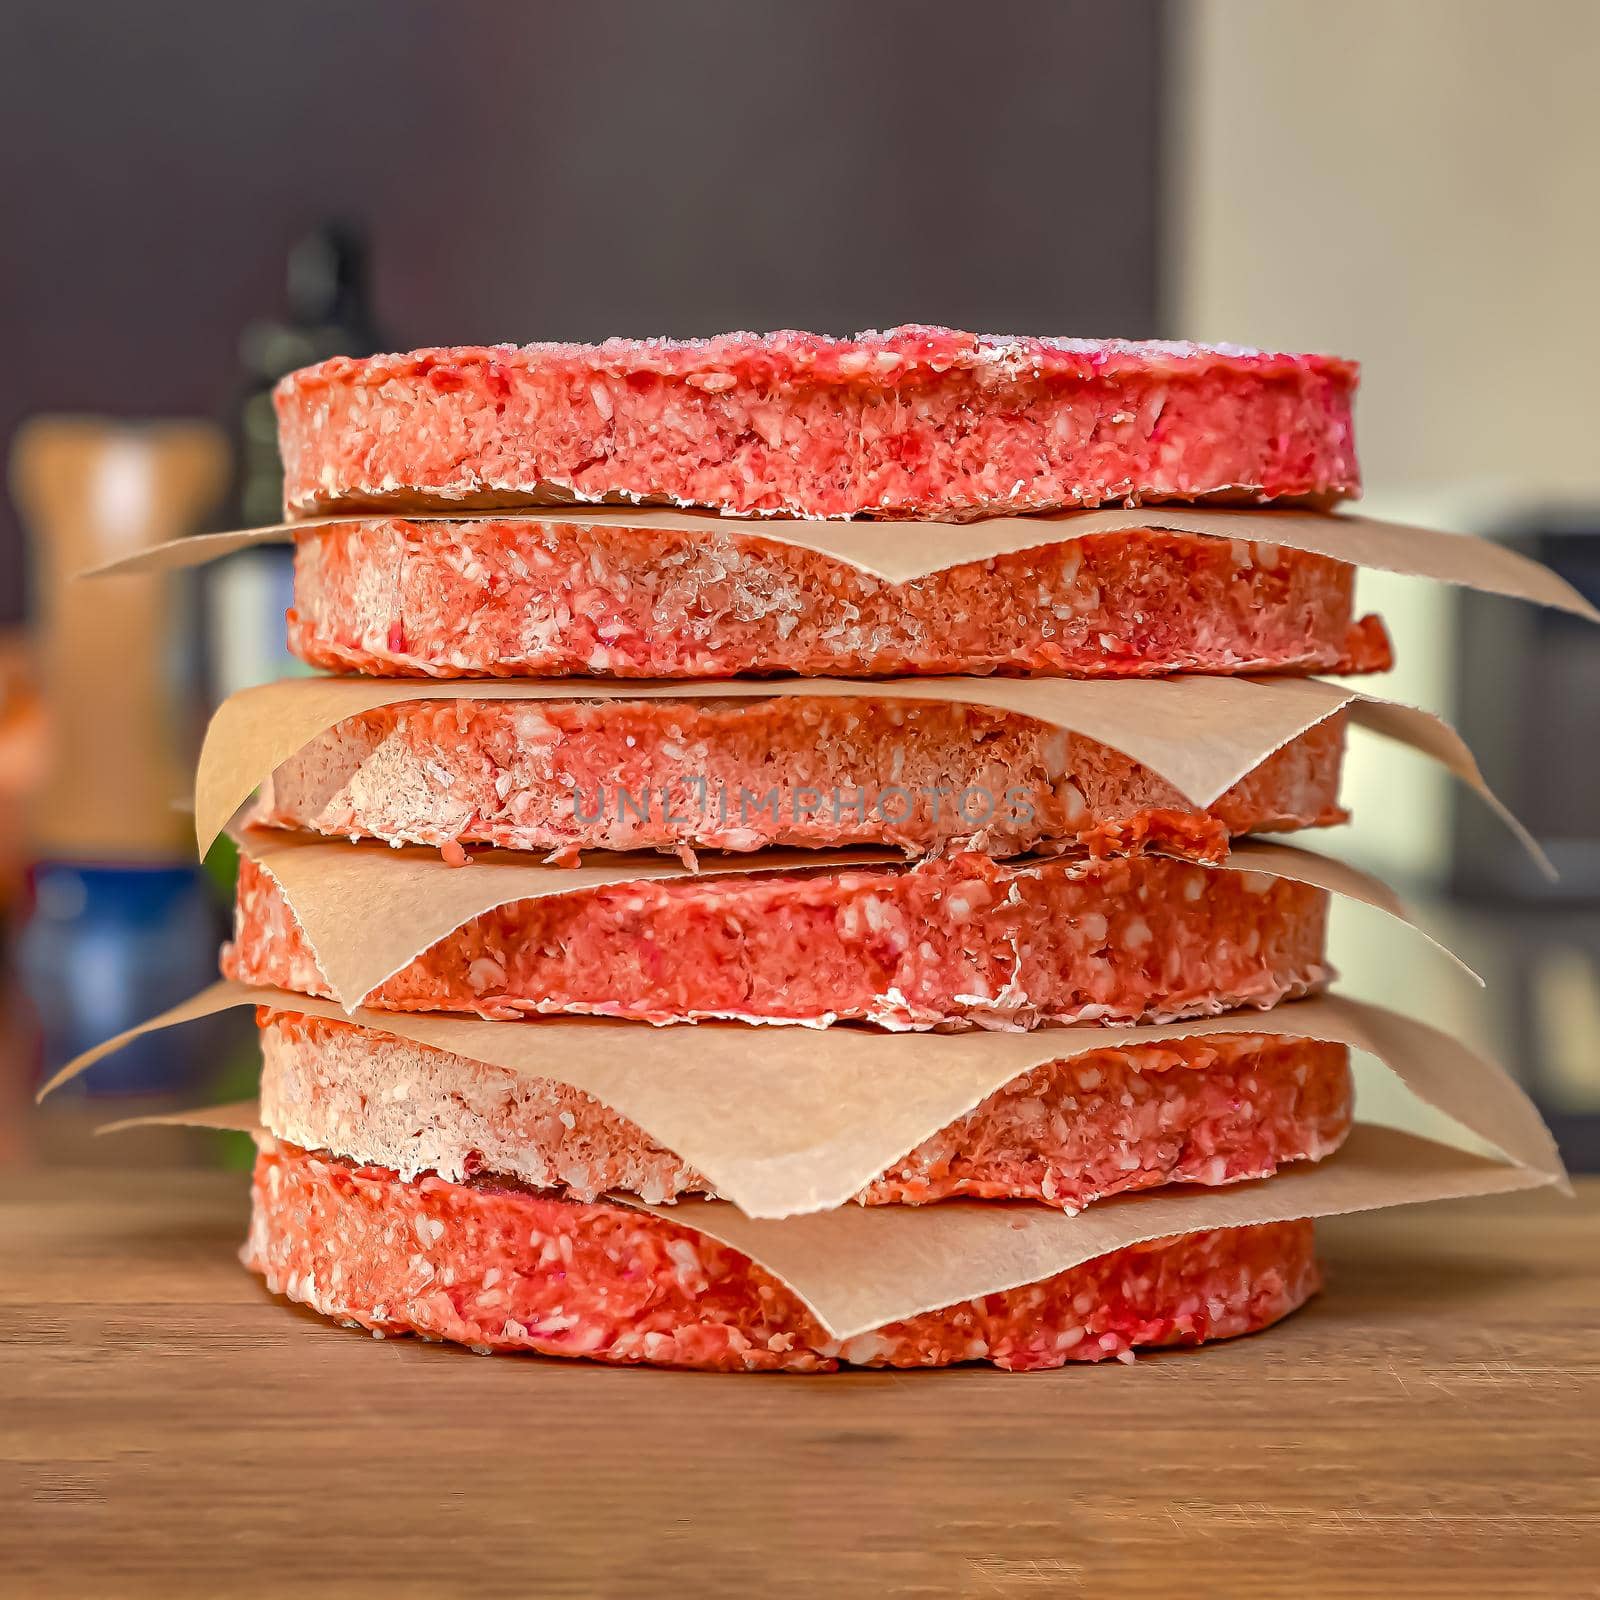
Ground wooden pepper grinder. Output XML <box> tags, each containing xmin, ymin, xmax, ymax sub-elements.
<box><xmin>9</xmin><ymin>416</ymin><xmax>228</xmax><ymax>859</ymax></box>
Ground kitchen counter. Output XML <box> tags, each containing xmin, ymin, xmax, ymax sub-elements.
<box><xmin>2</xmin><ymin>1164</ymin><xmax>1595</xmax><ymax>1598</ymax></box>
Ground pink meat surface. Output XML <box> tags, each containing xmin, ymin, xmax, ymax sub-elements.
<box><xmin>223</xmin><ymin>851</ymin><xmax>1332</xmax><ymax>1029</ymax></box>
<box><xmin>258</xmin><ymin>1008</ymin><xmax>1354</xmax><ymax>1211</ymax></box>
<box><xmin>274</xmin><ymin>328</ymin><xmax>1359</xmax><ymax>521</ymax></box>
<box><xmin>252</xmin><ymin>695</ymin><xmax>1350</xmax><ymax>864</ymax></box>
<box><xmin>287</xmin><ymin>518</ymin><xmax>1392</xmax><ymax>680</ymax></box>
<box><xmin>245</xmin><ymin>1137</ymin><xmax>1322</xmax><ymax>1371</ymax></box>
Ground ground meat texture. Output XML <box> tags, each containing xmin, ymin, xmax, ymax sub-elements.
<box><xmin>274</xmin><ymin>328</ymin><xmax>1359</xmax><ymax>521</ymax></box>
<box><xmin>286</xmin><ymin>518</ymin><xmax>1392</xmax><ymax>680</ymax></box>
<box><xmin>252</xmin><ymin>696</ymin><xmax>1350</xmax><ymax>864</ymax></box>
<box><xmin>245</xmin><ymin>1138</ymin><xmax>1322</xmax><ymax>1371</ymax></box>
<box><xmin>257</xmin><ymin>1009</ymin><xmax>1354</xmax><ymax>1211</ymax></box>
<box><xmin>223</xmin><ymin>852</ymin><xmax>1332</xmax><ymax>1029</ymax></box>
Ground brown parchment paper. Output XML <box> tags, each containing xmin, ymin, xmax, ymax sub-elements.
<box><xmin>90</xmin><ymin>1100</ymin><xmax>1557</xmax><ymax>1339</ymax></box>
<box><xmin>84</xmin><ymin>504</ymin><xmax>1599</xmax><ymax>622</ymax></box>
<box><xmin>57</xmin><ymin>979</ymin><xmax>1554</xmax><ymax>1222</ymax></box>
<box><xmin>640</xmin><ymin>1124</ymin><xmax>1554</xmax><ymax>1338</ymax></box>
<box><xmin>97</xmin><ymin>1100</ymin><xmax>262</xmax><ymax>1137</ymax></box>
<box><xmin>193</xmin><ymin>673</ymin><xmax>1542</xmax><ymax>874</ymax></box>
<box><xmin>230</xmin><ymin>826</ymin><xmax>896</xmax><ymax>1008</ymax></box>
<box><xmin>227</xmin><ymin>824</ymin><xmax>1478</xmax><ymax>1010</ymax></box>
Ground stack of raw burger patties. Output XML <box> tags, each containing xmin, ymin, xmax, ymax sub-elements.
<box><xmin>231</xmin><ymin>328</ymin><xmax>1389</xmax><ymax>1371</ymax></box>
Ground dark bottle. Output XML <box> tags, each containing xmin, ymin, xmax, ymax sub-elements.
<box><xmin>210</xmin><ymin>226</ymin><xmax>387</xmax><ymax>702</ymax></box>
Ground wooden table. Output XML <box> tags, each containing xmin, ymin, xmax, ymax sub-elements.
<box><xmin>2</xmin><ymin>1167</ymin><xmax>1595</xmax><ymax>1599</ymax></box>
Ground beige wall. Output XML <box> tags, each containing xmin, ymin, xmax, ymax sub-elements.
<box><xmin>1171</xmin><ymin>0</ymin><xmax>1600</xmax><ymax>881</ymax></box>
<box><xmin>1174</xmin><ymin>0</ymin><xmax>1600</xmax><ymax>504</ymax></box>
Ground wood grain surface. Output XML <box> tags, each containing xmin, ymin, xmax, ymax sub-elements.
<box><xmin>2</xmin><ymin>1164</ymin><xmax>1595</xmax><ymax>1599</ymax></box>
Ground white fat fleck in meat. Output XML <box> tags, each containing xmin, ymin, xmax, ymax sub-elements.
<box><xmin>467</xmin><ymin>956</ymin><xmax>508</xmax><ymax>992</ymax></box>
<box><xmin>861</xmin><ymin>895</ymin><xmax>890</xmax><ymax>933</ymax></box>
<box><xmin>1056</xmin><ymin>781</ymin><xmax>1086</xmax><ymax>822</ymax></box>
<box><xmin>1039</xmin><ymin>731</ymin><xmax>1072</xmax><ymax>781</ymax></box>
<box><xmin>664</xmin><ymin>1238</ymin><xmax>705</xmax><ymax>1291</ymax></box>
<box><xmin>837</xmin><ymin>1332</ymin><xmax>894</xmax><ymax>1365</ymax></box>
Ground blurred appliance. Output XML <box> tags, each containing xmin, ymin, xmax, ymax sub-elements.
<box><xmin>1449</xmin><ymin>513</ymin><xmax>1600</xmax><ymax>903</ymax></box>
<box><xmin>1448</xmin><ymin>512</ymin><xmax>1600</xmax><ymax>1171</ymax></box>
<box><xmin>8</xmin><ymin>417</ymin><xmax>229</xmax><ymax>1090</ymax></box>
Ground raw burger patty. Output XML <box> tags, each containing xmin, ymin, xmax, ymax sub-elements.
<box><xmin>245</xmin><ymin>1137</ymin><xmax>1321</xmax><ymax>1371</ymax></box>
<box><xmin>252</xmin><ymin>696</ymin><xmax>1350</xmax><ymax>864</ymax></box>
<box><xmin>258</xmin><ymin>1008</ymin><xmax>1354</xmax><ymax>1211</ymax></box>
<box><xmin>274</xmin><ymin>327</ymin><xmax>1360</xmax><ymax>520</ymax></box>
<box><xmin>223</xmin><ymin>851</ymin><xmax>1332</xmax><ymax>1029</ymax></box>
<box><xmin>286</xmin><ymin>518</ymin><xmax>1392</xmax><ymax>679</ymax></box>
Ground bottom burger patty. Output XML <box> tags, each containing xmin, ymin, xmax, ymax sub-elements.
<box><xmin>257</xmin><ymin>1009</ymin><xmax>1354</xmax><ymax>1211</ymax></box>
<box><xmin>245</xmin><ymin>1137</ymin><xmax>1321</xmax><ymax>1371</ymax></box>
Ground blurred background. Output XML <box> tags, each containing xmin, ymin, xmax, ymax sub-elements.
<box><xmin>1</xmin><ymin>0</ymin><xmax>1596</xmax><ymax>1166</ymax></box>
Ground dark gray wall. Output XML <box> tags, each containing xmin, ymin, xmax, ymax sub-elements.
<box><xmin>0</xmin><ymin>0</ymin><xmax>1165</xmax><ymax>619</ymax></box>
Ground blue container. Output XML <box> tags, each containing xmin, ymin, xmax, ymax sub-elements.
<box><xmin>18</xmin><ymin>860</ymin><xmax>222</xmax><ymax>1095</ymax></box>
